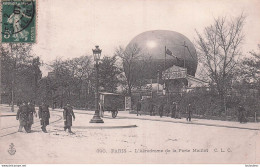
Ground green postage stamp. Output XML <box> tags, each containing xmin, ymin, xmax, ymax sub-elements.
<box><xmin>1</xmin><ymin>0</ymin><xmax>36</xmax><ymax>43</ymax></box>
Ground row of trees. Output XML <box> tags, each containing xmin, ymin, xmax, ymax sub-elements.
<box><xmin>0</xmin><ymin>42</ymin><xmax>146</xmax><ymax>109</ymax></box>
<box><xmin>1</xmin><ymin>43</ymin><xmax>42</xmax><ymax>105</ymax></box>
<box><xmin>37</xmin><ymin>55</ymin><xmax>122</xmax><ymax>109</ymax></box>
<box><xmin>1</xmin><ymin>13</ymin><xmax>259</xmax><ymax>116</ymax></box>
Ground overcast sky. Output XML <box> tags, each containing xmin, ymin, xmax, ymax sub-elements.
<box><xmin>34</xmin><ymin>0</ymin><xmax>260</xmax><ymax>75</ymax></box>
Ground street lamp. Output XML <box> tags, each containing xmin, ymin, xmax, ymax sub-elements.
<box><xmin>90</xmin><ymin>45</ymin><xmax>104</xmax><ymax>123</ymax></box>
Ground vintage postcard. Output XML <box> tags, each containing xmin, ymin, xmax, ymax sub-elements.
<box><xmin>0</xmin><ymin>0</ymin><xmax>260</xmax><ymax>165</ymax></box>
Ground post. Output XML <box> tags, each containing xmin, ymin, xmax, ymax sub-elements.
<box><xmin>150</xmin><ymin>79</ymin><xmax>153</xmax><ymax>98</ymax></box>
<box><xmin>157</xmin><ymin>70</ymin><xmax>160</xmax><ymax>94</ymax></box>
<box><xmin>90</xmin><ymin>46</ymin><xmax>104</xmax><ymax>123</ymax></box>
<box><xmin>164</xmin><ymin>46</ymin><xmax>166</xmax><ymax>91</ymax></box>
<box><xmin>95</xmin><ymin>58</ymin><xmax>99</xmax><ymax>114</ymax></box>
<box><xmin>183</xmin><ymin>41</ymin><xmax>186</xmax><ymax>68</ymax></box>
<box><xmin>11</xmin><ymin>44</ymin><xmax>14</xmax><ymax>112</ymax></box>
<box><xmin>164</xmin><ymin>46</ymin><xmax>166</xmax><ymax>71</ymax></box>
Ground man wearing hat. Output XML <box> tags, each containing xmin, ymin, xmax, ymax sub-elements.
<box><xmin>38</xmin><ymin>102</ymin><xmax>50</xmax><ymax>133</ymax></box>
<box><xmin>238</xmin><ymin>105</ymin><xmax>247</xmax><ymax>123</ymax></box>
<box><xmin>63</xmin><ymin>103</ymin><xmax>75</xmax><ymax>133</ymax></box>
<box><xmin>16</xmin><ymin>101</ymin><xmax>30</xmax><ymax>133</ymax></box>
<box><xmin>171</xmin><ymin>102</ymin><xmax>176</xmax><ymax>118</ymax></box>
<box><xmin>186</xmin><ymin>103</ymin><xmax>192</xmax><ymax>122</ymax></box>
<box><xmin>136</xmin><ymin>100</ymin><xmax>142</xmax><ymax>116</ymax></box>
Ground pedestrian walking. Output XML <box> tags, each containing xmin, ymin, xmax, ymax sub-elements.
<box><xmin>27</xmin><ymin>101</ymin><xmax>37</xmax><ymax>132</ymax></box>
<box><xmin>16</xmin><ymin>101</ymin><xmax>30</xmax><ymax>133</ymax></box>
<box><xmin>149</xmin><ymin>101</ymin><xmax>155</xmax><ymax>116</ymax></box>
<box><xmin>242</xmin><ymin>108</ymin><xmax>247</xmax><ymax>123</ymax></box>
<box><xmin>171</xmin><ymin>102</ymin><xmax>176</xmax><ymax>118</ymax></box>
<box><xmin>136</xmin><ymin>100</ymin><xmax>141</xmax><ymax>116</ymax></box>
<box><xmin>238</xmin><ymin>105</ymin><xmax>247</xmax><ymax>123</ymax></box>
<box><xmin>63</xmin><ymin>103</ymin><xmax>75</xmax><ymax>133</ymax></box>
<box><xmin>186</xmin><ymin>103</ymin><xmax>192</xmax><ymax>121</ymax></box>
<box><xmin>159</xmin><ymin>103</ymin><xmax>164</xmax><ymax>118</ymax></box>
<box><xmin>175</xmin><ymin>102</ymin><xmax>181</xmax><ymax>119</ymax></box>
<box><xmin>165</xmin><ymin>102</ymin><xmax>170</xmax><ymax>117</ymax></box>
<box><xmin>38</xmin><ymin>102</ymin><xmax>50</xmax><ymax>133</ymax></box>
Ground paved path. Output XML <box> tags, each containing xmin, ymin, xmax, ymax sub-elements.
<box><xmin>114</xmin><ymin>111</ymin><xmax>260</xmax><ymax>131</ymax></box>
<box><xmin>0</xmin><ymin>104</ymin><xmax>259</xmax><ymax>164</ymax></box>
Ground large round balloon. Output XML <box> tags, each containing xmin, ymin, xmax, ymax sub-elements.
<box><xmin>124</xmin><ymin>30</ymin><xmax>198</xmax><ymax>80</ymax></box>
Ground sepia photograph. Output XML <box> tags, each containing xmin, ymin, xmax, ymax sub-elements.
<box><xmin>0</xmin><ymin>0</ymin><xmax>260</xmax><ymax>165</ymax></box>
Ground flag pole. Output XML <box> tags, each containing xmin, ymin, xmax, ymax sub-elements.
<box><xmin>164</xmin><ymin>46</ymin><xmax>166</xmax><ymax>71</ymax></box>
<box><xmin>157</xmin><ymin>69</ymin><xmax>160</xmax><ymax>94</ymax></box>
<box><xmin>183</xmin><ymin>41</ymin><xmax>186</xmax><ymax>69</ymax></box>
<box><xmin>164</xmin><ymin>46</ymin><xmax>166</xmax><ymax>90</ymax></box>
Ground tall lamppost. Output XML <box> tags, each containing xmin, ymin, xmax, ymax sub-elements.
<box><xmin>90</xmin><ymin>45</ymin><xmax>104</xmax><ymax>123</ymax></box>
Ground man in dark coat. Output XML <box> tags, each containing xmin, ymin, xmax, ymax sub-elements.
<box><xmin>164</xmin><ymin>102</ymin><xmax>170</xmax><ymax>117</ymax></box>
<box><xmin>136</xmin><ymin>101</ymin><xmax>142</xmax><ymax>116</ymax></box>
<box><xmin>63</xmin><ymin>103</ymin><xmax>75</xmax><ymax>133</ymax></box>
<box><xmin>238</xmin><ymin>105</ymin><xmax>247</xmax><ymax>123</ymax></box>
<box><xmin>171</xmin><ymin>102</ymin><xmax>176</xmax><ymax>118</ymax></box>
<box><xmin>186</xmin><ymin>103</ymin><xmax>192</xmax><ymax>121</ymax></box>
<box><xmin>38</xmin><ymin>102</ymin><xmax>50</xmax><ymax>133</ymax></box>
<box><xmin>159</xmin><ymin>103</ymin><xmax>164</xmax><ymax>118</ymax></box>
<box><xmin>175</xmin><ymin>102</ymin><xmax>181</xmax><ymax>119</ymax></box>
<box><xmin>149</xmin><ymin>101</ymin><xmax>155</xmax><ymax>116</ymax></box>
<box><xmin>27</xmin><ymin>101</ymin><xmax>37</xmax><ymax>132</ymax></box>
<box><xmin>16</xmin><ymin>102</ymin><xmax>30</xmax><ymax>133</ymax></box>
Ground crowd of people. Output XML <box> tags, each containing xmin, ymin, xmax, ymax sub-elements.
<box><xmin>15</xmin><ymin>98</ymin><xmax>248</xmax><ymax>133</ymax></box>
<box><xmin>136</xmin><ymin>100</ymin><xmax>193</xmax><ymax>121</ymax></box>
<box><xmin>16</xmin><ymin>101</ymin><xmax>37</xmax><ymax>133</ymax></box>
<box><xmin>16</xmin><ymin>101</ymin><xmax>76</xmax><ymax>133</ymax></box>
<box><xmin>135</xmin><ymin>99</ymin><xmax>247</xmax><ymax>123</ymax></box>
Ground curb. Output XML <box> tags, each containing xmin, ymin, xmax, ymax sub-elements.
<box><xmin>0</xmin><ymin>115</ymin><xmax>17</xmax><ymax>117</ymax></box>
<box><xmin>116</xmin><ymin>115</ymin><xmax>260</xmax><ymax>131</ymax></box>
<box><xmin>53</xmin><ymin>125</ymin><xmax>137</xmax><ymax>129</ymax></box>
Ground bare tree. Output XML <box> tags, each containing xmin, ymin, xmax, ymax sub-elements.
<box><xmin>195</xmin><ymin>13</ymin><xmax>246</xmax><ymax>113</ymax></box>
<box><xmin>114</xmin><ymin>43</ymin><xmax>144</xmax><ymax>96</ymax></box>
